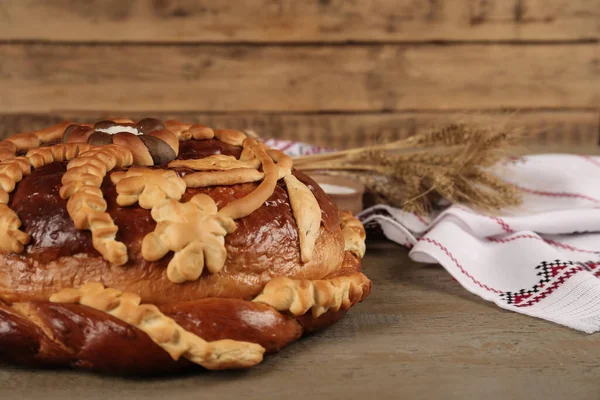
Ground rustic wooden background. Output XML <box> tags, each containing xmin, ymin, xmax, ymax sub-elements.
<box><xmin>0</xmin><ymin>0</ymin><xmax>598</xmax><ymax>149</ymax></box>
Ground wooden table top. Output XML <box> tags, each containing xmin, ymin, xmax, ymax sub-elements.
<box><xmin>2</xmin><ymin>238</ymin><xmax>599</xmax><ymax>399</ymax></box>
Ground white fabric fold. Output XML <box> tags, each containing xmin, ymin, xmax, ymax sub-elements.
<box><xmin>359</xmin><ymin>155</ymin><xmax>600</xmax><ymax>333</ymax></box>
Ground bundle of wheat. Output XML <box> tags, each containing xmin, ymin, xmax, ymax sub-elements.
<box><xmin>292</xmin><ymin>123</ymin><xmax>523</xmax><ymax>215</ymax></box>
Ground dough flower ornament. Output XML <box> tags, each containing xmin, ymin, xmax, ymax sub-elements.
<box><xmin>0</xmin><ymin>118</ymin><xmax>371</xmax><ymax>374</ymax></box>
<box><xmin>112</xmin><ymin>167</ymin><xmax>187</xmax><ymax>209</ymax></box>
<box><xmin>142</xmin><ymin>194</ymin><xmax>236</xmax><ymax>283</ymax></box>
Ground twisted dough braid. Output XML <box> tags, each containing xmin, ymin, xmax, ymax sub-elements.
<box><xmin>0</xmin><ymin>204</ymin><xmax>30</xmax><ymax>252</ymax></box>
<box><xmin>50</xmin><ymin>283</ymin><xmax>265</xmax><ymax>369</ymax></box>
<box><xmin>0</xmin><ymin>122</ymin><xmax>72</xmax><ymax>161</ymax></box>
<box><xmin>0</xmin><ymin>157</ymin><xmax>32</xmax><ymax>204</ymax></box>
<box><xmin>0</xmin><ymin>144</ymin><xmax>93</xmax><ymax>253</ymax></box>
<box><xmin>252</xmin><ymin>272</ymin><xmax>370</xmax><ymax>318</ymax></box>
<box><xmin>60</xmin><ymin>145</ymin><xmax>134</xmax><ymax>265</ymax></box>
<box><xmin>339</xmin><ymin>210</ymin><xmax>367</xmax><ymax>258</ymax></box>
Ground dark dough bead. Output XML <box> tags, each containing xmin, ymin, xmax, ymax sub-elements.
<box><xmin>138</xmin><ymin>135</ymin><xmax>176</xmax><ymax>165</ymax></box>
<box><xmin>135</xmin><ymin>118</ymin><xmax>166</xmax><ymax>135</ymax></box>
<box><xmin>62</xmin><ymin>124</ymin><xmax>80</xmax><ymax>142</ymax></box>
<box><xmin>87</xmin><ymin>131</ymin><xmax>114</xmax><ymax>146</ymax></box>
<box><xmin>62</xmin><ymin>126</ymin><xmax>94</xmax><ymax>143</ymax></box>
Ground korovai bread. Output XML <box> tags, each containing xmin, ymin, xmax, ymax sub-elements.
<box><xmin>0</xmin><ymin>118</ymin><xmax>370</xmax><ymax>374</ymax></box>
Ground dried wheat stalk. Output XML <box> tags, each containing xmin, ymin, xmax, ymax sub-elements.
<box><xmin>293</xmin><ymin>123</ymin><xmax>523</xmax><ymax>214</ymax></box>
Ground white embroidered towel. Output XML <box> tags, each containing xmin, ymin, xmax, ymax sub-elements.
<box><xmin>358</xmin><ymin>154</ymin><xmax>600</xmax><ymax>333</ymax></box>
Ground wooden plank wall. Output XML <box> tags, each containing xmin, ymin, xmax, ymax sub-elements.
<box><xmin>0</xmin><ymin>0</ymin><xmax>598</xmax><ymax>149</ymax></box>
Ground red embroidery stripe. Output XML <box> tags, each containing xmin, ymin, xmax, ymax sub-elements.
<box><xmin>455</xmin><ymin>206</ymin><xmax>514</xmax><ymax>233</ymax></box>
<box><xmin>488</xmin><ymin>215</ymin><xmax>514</xmax><ymax>233</ymax></box>
<box><xmin>488</xmin><ymin>235</ymin><xmax>599</xmax><ymax>254</ymax></box>
<box><xmin>414</xmin><ymin>213</ymin><xmax>429</xmax><ymax>226</ymax></box>
<box><xmin>515</xmin><ymin>266</ymin><xmax>585</xmax><ymax>307</ymax></box>
<box><xmin>420</xmin><ymin>237</ymin><xmax>503</xmax><ymax>294</ymax></box>
<box><xmin>515</xmin><ymin>185</ymin><xmax>599</xmax><ymax>204</ymax></box>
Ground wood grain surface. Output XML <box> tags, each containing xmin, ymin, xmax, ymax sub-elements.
<box><xmin>1</xmin><ymin>0</ymin><xmax>598</xmax><ymax>43</ymax></box>
<box><xmin>1</xmin><ymin>111</ymin><xmax>598</xmax><ymax>149</ymax></box>
<box><xmin>1</xmin><ymin>43</ymin><xmax>597</xmax><ymax>113</ymax></box>
<box><xmin>1</xmin><ymin>239</ymin><xmax>599</xmax><ymax>400</ymax></box>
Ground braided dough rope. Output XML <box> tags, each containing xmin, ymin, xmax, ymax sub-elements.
<box><xmin>0</xmin><ymin>161</ymin><xmax>30</xmax><ymax>250</ymax></box>
<box><xmin>0</xmin><ymin>142</ymin><xmax>17</xmax><ymax>162</ymax></box>
<box><xmin>0</xmin><ymin>204</ymin><xmax>30</xmax><ymax>252</ymax></box>
<box><xmin>111</xmin><ymin>167</ymin><xmax>186</xmax><ymax>209</ymax></box>
<box><xmin>0</xmin><ymin>144</ymin><xmax>94</xmax><ymax>252</ymax></box>
<box><xmin>0</xmin><ymin>157</ymin><xmax>32</xmax><ymax>204</ymax></box>
<box><xmin>339</xmin><ymin>210</ymin><xmax>367</xmax><ymax>259</ymax></box>
<box><xmin>50</xmin><ymin>282</ymin><xmax>265</xmax><ymax>369</ymax></box>
<box><xmin>142</xmin><ymin>194</ymin><xmax>237</xmax><ymax>283</ymax></box>
<box><xmin>0</xmin><ymin>121</ymin><xmax>72</xmax><ymax>161</ymax></box>
<box><xmin>26</xmin><ymin>143</ymin><xmax>93</xmax><ymax>169</ymax></box>
<box><xmin>252</xmin><ymin>273</ymin><xmax>370</xmax><ymax>318</ymax></box>
<box><xmin>60</xmin><ymin>145</ymin><xmax>134</xmax><ymax>266</ymax></box>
